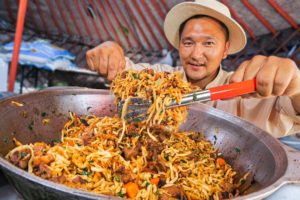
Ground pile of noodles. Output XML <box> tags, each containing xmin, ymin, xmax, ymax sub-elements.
<box><xmin>6</xmin><ymin>69</ymin><xmax>247</xmax><ymax>200</ymax></box>
<box><xmin>112</xmin><ymin>69</ymin><xmax>198</xmax><ymax>142</ymax></box>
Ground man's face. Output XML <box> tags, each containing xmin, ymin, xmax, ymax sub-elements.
<box><xmin>179</xmin><ymin>17</ymin><xmax>230</xmax><ymax>87</ymax></box>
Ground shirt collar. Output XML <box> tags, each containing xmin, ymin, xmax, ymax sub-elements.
<box><xmin>205</xmin><ymin>65</ymin><xmax>228</xmax><ymax>89</ymax></box>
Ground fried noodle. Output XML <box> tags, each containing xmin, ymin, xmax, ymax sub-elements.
<box><xmin>6</xmin><ymin>69</ymin><xmax>247</xmax><ymax>200</ymax></box>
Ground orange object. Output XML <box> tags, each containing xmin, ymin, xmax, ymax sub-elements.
<box><xmin>150</xmin><ymin>178</ymin><xmax>160</xmax><ymax>186</ymax></box>
<box><xmin>216</xmin><ymin>158</ymin><xmax>226</xmax><ymax>166</ymax></box>
<box><xmin>8</xmin><ymin>0</ymin><xmax>28</xmax><ymax>92</ymax></box>
<box><xmin>66</xmin><ymin>140</ymin><xmax>75</xmax><ymax>146</ymax></box>
<box><xmin>124</xmin><ymin>182</ymin><xmax>139</xmax><ymax>198</ymax></box>
<box><xmin>209</xmin><ymin>79</ymin><xmax>256</xmax><ymax>101</ymax></box>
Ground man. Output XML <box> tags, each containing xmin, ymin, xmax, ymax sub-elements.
<box><xmin>86</xmin><ymin>0</ymin><xmax>300</xmax><ymax>138</ymax></box>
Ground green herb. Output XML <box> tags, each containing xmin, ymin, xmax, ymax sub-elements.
<box><xmin>234</xmin><ymin>147</ymin><xmax>241</xmax><ymax>153</ymax></box>
<box><xmin>117</xmin><ymin>193</ymin><xmax>126</xmax><ymax>197</ymax></box>
<box><xmin>115</xmin><ymin>175</ymin><xmax>121</xmax><ymax>182</ymax></box>
<box><xmin>132</xmin><ymin>73</ymin><xmax>139</xmax><ymax>79</ymax></box>
<box><xmin>155</xmin><ymin>191</ymin><xmax>160</xmax><ymax>196</ymax></box>
<box><xmin>28</xmin><ymin>121</ymin><xmax>34</xmax><ymax>130</ymax></box>
<box><xmin>160</xmin><ymin>109</ymin><xmax>163</xmax><ymax>114</ymax></box>
<box><xmin>145</xmin><ymin>181</ymin><xmax>150</xmax><ymax>187</ymax></box>
<box><xmin>80</xmin><ymin>168</ymin><xmax>92</xmax><ymax>176</ymax></box>
<box><xmin>76</xmin><ymin>143</ymin><xmax>82</xmax><ymax>146</ymax></box>
<box><xmin>88</xmin><ymin>160</ymin><xmax>94</xmax><ymax>163</ymax></box>
<box><xmin>155</xmin><ymin>78</ymin><xmax>163</xmax><ymax>85</ymax></box>
<box><xmin>241</xmin><ymin>179</ymin><xmax>246</xmax><ymax>185</ymax></box>
<box><xmin>193</xmin><ymin>94</ymin><xmax>197</xmax><ymax>101</ymax></box>
<box><xmin>80</xmin><ymin>171</ymin><xmax>92</xmax><ymax>176</ymax></box>
<box><xmin>2</xmin><ymin>138</ymin><xmax>8</xmax><ymax>144</ymax></box>
<box><xmin>21</xmin><ymin>152</ymin><xmax>27</xmax><ymax>158</ymax></box>
<box><xmin>133</xmin><ymin>132</ymin><xmax>139</xmax><ymax>138</ymax></box>
<box><xmin>51</xmin><ymin>139</ymin><xmax>61</xmax><ymax>144</ymax></box>
<box><xmin>41</xmin><ymin>112</ymin><xmax>47</xmax><ymax>117</ymax></box>
<box><xmin>181</xmin><ymin>159</ymin><xmax>187</xmax><ymax>163</ymax></box>
<box><xmin>41</xmin><ymin>171</ymin><xmax>47</xmax><ymax>175</ymax></box>
<box><xmin>68</xmin><ymin>116</ymin><xmax>71</xmax><ymax>120</ymax></box>
<box><xmin>165</xmin><ymin>154</ymin><xmax>170</xmax><ymax>161</ymax></box>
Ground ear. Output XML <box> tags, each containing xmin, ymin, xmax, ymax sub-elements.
<box><xmin>222</xmin><ymin>41</ymin><xmax>230</xmax><ymax>59</ymax></box>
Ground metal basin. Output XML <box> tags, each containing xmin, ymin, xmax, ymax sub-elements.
<box><xmin>0</xmin><ymin>88</ymin><xmax>299</xmax><ymax>200</ymax></box>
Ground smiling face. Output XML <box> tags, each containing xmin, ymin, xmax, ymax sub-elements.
<box><xmin>179</xmin><ymin>17</ymin><xmax>230</xmax><ymax>88</ymax></box>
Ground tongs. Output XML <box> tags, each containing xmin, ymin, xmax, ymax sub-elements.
<box><xmin>117</xmin><ymin>79</ymin><xmax>256</xmax><ymax>123</ymax></box>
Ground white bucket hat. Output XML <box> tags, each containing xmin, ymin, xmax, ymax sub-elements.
<box><xmin>164</xmin><ymin>0</ymin><xmax>247</xmax><ymax>55</ymax></box>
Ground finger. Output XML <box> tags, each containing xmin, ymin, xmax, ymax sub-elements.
<box><xmin>118</xmin><ymin>57</ymin><xmax>126</xmax><ymax>73</ymax></box>
<box><xmin>243</xmin><ymin>55</ymin><xmax>267</xmax><ymax>81</ymax></box>
<box><xmin>92</xmin><ymin>52</ymin><xmax>99</xmax><ymax>72</ymax></box>
<box><xmin>107</xmin><ymin>55</ymin><xmax>118</xmax><ymax>81</ymax></box>
<box><xmin>86</xmin><ymin>56</ymin><xmax>95</xmax><ymax>71</ymax></box>
<box><xmin>86</xmin><ymin>50</ymin><xmax>95</xmax><ymax>71</ymax></box>
<box><xmin>99</xmin><ymin>53</ymin><xmax>108</xmax><ymax>76</ymax></box>
<box><xmin>256</xmin><ymin>57</ymin><xmax>279</xmax><ymax>97</ymax></box>
<box><xmin>273</xmin><ymin>64</ymin><xmax>293</xmax><ymax>96</ymax></box>
<box><xmin>229</xmin><ymin>60</ymin><xmax>249</xmax><ymax>83</ymax></box>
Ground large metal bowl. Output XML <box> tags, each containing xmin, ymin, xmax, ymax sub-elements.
<box><xmin>0</xmin><ymin>88</ymin><xmax>299</xmax><ymax>200</ymax></box>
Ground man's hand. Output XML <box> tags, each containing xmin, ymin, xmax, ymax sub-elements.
<box><xmin>230</xmin><ymin>55</ymin><xmax>300</xmax><ymax>113</ymax></box>
<box><xmin>86</xmin><ymin>41</ymin><xmax>126</xmax><ymax>81</ymax></box>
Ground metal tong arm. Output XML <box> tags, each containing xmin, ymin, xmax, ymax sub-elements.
<box><xmin>168</xmin><ymin>79</ymin><xmax>256</xmax><ymax>107</ymax></box>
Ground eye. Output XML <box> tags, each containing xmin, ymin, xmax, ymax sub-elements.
<box><xmin>204</xmin><ymin>41</ymin><xmax>215</xmax><ymax>46</ymax></box>
<box><xmin>183</xmin><ymin>41</ymin><xmax>193</xmax><ymax>47</ymax></box>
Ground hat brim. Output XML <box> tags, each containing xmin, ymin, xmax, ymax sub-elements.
<box><xmin>164</xmin><ymin>2</ymin><xmax>247</xmax><ymax>55</ymax></box>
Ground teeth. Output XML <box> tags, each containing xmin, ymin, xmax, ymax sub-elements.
<box><xmin>189</xmin><ymin>63</ymin><xmax>205</xmax><ymax>66</ymax></box>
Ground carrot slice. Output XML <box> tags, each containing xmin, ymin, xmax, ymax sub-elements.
<box><xmin>124</xmin><ymin>182</ymin><xmax>139</xmax><ymax>198</ymax></box>
<box><xmin>150</xmin><ymin>178</ymin><xmax>160</xmax><ymax>186</ymax></box>
<box><xmin>66</xmin><ymin>140</ymin><xmax>75</xmax><ymax>146</ymax></box>
<box><xmin>216</xmin><ymin>158</ymin><xmax>226</xmax><ymax>166</ymax></box>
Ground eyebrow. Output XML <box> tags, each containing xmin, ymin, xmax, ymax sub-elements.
<box><xmin>181</xmin><ymin>35</ymin><xmax>217</xmax><ymax>41</ymax></box>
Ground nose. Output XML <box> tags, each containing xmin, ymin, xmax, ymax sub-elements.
<box><xmin>191</xmin><ymin>44</ymin><xmax>204</xmax><ymax>60</ymax></box>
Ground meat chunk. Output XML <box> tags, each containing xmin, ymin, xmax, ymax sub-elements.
<box><xmin>158</xmin><ymin>194</ymin><xmax>169</xmax><ymax>200</ymax></box>
<box><xmin>114</xmin><ymin>165</ymin><xmax>136</xmax><ymax>184</ymax></box>
<box><xmin>121</xmin><ymin>171</ymin><xmax>136</xmax><ymax>183</ymax></box>
<box><xmin>158</xmin><ymin>175</ymin><xmax>166</xmax><ymax>188</ymax></box>
<box><xmin>35</xmin><ymin>164</ymin><xmax>52</xmax><ymax>179</ymax></box>
<box><xmin>123</xmin><ymin>141</ymin><xmax>141</xmax><ymax>160</ymax></box>
<box><xmin>33</xmin><ymin>143</ymin><xmax>48</xmax><ymax>156</ymax></box>
<box><xmin>143</xmin><ymin>138</ymin><xmax>164</xmax><ymax>161</ymax></box>
<box><xmin>163</xmin><ymin>185</ymin><xmax>187</xmax><ymax>200</ymax></box>
<box><xmin>188</xmin><ymin>132</ymin><xmax>203</xmax><ymax>142</ymax></box>
<box><xmin>144</xmin><ymin>159</ymin><xmax>167</xmax><ymax>173</ymax></box>
<box><xmin>126</xmin><ymin>124</ymin><xmax>139</xmax><ymax>137</ymax></box>
<box><xmin>9</xmin><ymin>149</ymin><xmax>31</xmax><ymax>169</ymax></box>
<box><xmin>51</xmin><ymin>175</ymin><xmax>66</xmax><ymax>183</ymax></box>
<box><xmin>72</xmin><ymin>176</ymin><xmax>86</xmax><ymax>184</ymax></box>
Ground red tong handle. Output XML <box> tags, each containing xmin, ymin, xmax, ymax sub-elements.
<box><xmin>209</xmin><ymin>79</ymin><xmax>256</xmax><ymax>101</ymax></box>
